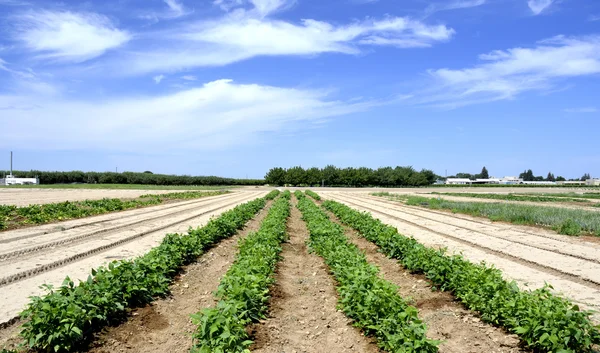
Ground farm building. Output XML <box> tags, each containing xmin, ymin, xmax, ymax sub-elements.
<box><xmin>446</xmin><ymin>176</ymin><xmax>525</xmax><ymax>185</ymax></box>
<box><xmin>0</xmin><ymin>175</ymin><xmax>39</xmax><ymax>186</ymax></box>
<box><xmin>445</xmin><ymin>178</ymin><xmax>472</xmax><ymax>185</ymax></box>
<box><xmin>586</xmin><ymin>179</ymin><xmax>600</xmax><ymax>186</ymax></box>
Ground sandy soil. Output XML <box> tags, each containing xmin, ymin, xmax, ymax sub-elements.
<box><xmin>325</xmin><ymin>209</ymin><xmax>525</xmax><ymax>353</ymax></box>
<box><xmin>84</xmin><ymin>200</ymin><xmax>274</xmax><ymax>353</ymax></box>
<box><xmin>250</xmin><ymin>197</ymin><xmax>380</xmax><ymax>353</ymax></box>
<box><xmin>0</xmin><ymin>189</ymin><xmax>186</xmax><ymax>207</ymax></box>
<box><xmin>322</xmin><ymin>192</ymin><xmax>600</xmax><ymax>322</ymax></box>
<box><xmin>0</xmin><ymin>190</ymin><xmax>265</xmax><ymax>325</ymax></box>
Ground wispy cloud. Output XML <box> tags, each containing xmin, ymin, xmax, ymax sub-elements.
<box><xmin>563</xmin><ymin>107</ymin><xmax>598</xmax><ymax>113</ymax></box>
<box><xmin>413</xmin><ymin>35</ymin><xmax>600</xmax><ymax>108</ymax></box>
<box><xmin>0</xmin><ymin>0</ymin><xmax>29</xmax><ymax>5</ymax></box>
<box><xmin>182</xmin><ymin>75</ymin><xmax>197</xmax><ymax>81</ymax></box>
<box><xmin>425</xmin><ymin>0</ymin><xmax>486</xmax><ymax>17</ymax></box>
<box><xmin>115</xmin><ymin>12</ymin><xmax>454</xmax><ymax>75</ymax></box>
<box><xmin>0</xmin><ymin>79</ymin><xmax>374</xmax><ymax>152</ymax></box>
<box><xmin>153</xmin><ymin>74</ymin><xmax>165</xmax><ymax>84</ymax></box>
<box><xmin>589</xmin><ymin>14</ymin><xmax>600</xmax><ymax>22</ymax></box>
<box><xmin>13</xmin><ymin>10</ymin><xmax>130</xmax><ymax>62</ymax></box>
<box><xmin>527</xmin><ymin>0</ymin><xmax>554</xmax><ymax>15</ymax></box>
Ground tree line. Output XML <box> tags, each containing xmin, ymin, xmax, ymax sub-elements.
<box><xmin>264</xmin><ymin>166</ymin><xmax>438</xmax><ymax>187</ymax></box>
<box><xmin>0</xmin><ymin>170</ymin><xmax>264</xmax><ymax>186</ymax></box>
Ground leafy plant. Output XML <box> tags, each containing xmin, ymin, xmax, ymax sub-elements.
<box><xmin>305</xmin><ymin>190</ymin><xmax>321</xmax><ymax>200</ymax></box>
<box><xmin>0</xmin><ymin>191</ymin><xmax>228</xmax><ymax>232</ymax></box>
<box><xmin>297</xmin><ymin>195</ymin><xmax>438</xmax><ymax>353</ymax></box>
<box><xmin>19</xmin><ymin>191</ymin><xmax>278</xmax><ymax>352</ymax></box>
<box><xmin>191</xmin><ymin>191</ymin><xmax>291</xmax><ymax>352</ymax></box>
<box><xmin>322</xmin><ymin>198</ymin><xmax>600</xmax><ymax>353</ymax></box>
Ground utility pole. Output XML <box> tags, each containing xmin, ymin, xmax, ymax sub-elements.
<box><xmin>10</xmin><ymin>151</ymin><xmax>13</xmax><ymax>177</ymax></box>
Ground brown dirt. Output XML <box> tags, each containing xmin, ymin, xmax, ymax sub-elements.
<box><xmin>324</xmin><ymin>209</ymin><xmax>526</xmax><ymax>353</ymax></box>
<box><xmin>83</xmin><ymin>200</ymin><xmax>274</xmax><ymax>353</ymax></box>
<box><xmin>249</xmin><ymin>197</ymin><xmax>380</xmax><ymax>353</ymax></box>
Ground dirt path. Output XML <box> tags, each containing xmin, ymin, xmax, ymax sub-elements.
<box><xmin>249</xmin><ymin>197</ymin><xmax>380</xmax><ymax>353</ymax></box>
<box><xmin>324</xmin><ymin>207</ymin><xmax>525</xmax><ymax>353</ymax></box>
<box><xmin>82</xmin><ymin>200</ymin><xmax>274</xmax><ymax>353</ymax></box>
<box><xmin>0</xmin><ymin>191</ymin><xmax>265</xmax><ymax>325</ymax></box>
<box><xmin>0</xmin><ymin>189</ymin><xmax>182</xmax><ymax>207</ymax></box>
<box><xmin>322</xmin><ymin>192</ymin><xmax>600</xmax><ymax>322</ymax></box>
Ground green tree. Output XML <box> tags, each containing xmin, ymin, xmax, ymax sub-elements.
<box><xmin>581</xmin><ymin>173</ymin><xmax>591</xmax><ymax>181</ymax></box>
<box><xmin>479</xmin><ymin>166</ymin><xmax>489</xmax><ymax>179</ymax></box>
<box><xmin>546</xmin><ymin>172</ymin><xmax>556</xmax><ymax>182</ymax></box>
<box><xmin>265</xmin><ymin>167</ymin><xmax>287</xmax><ymax>186</ymax></box>
<box><xmin>285</xmin><ymin>166</ymin><xmax>306</xmax><ymax>186</ymax></box>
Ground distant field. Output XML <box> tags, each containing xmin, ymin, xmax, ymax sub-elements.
<box><xmin>0</xmin><ymin>184</ymin><xmax>241</xmax><ymax>190</ymax></box>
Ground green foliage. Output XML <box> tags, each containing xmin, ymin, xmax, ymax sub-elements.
<box><xmin>264</xmin><ymin>165</ymin><xmax>438</xmax><ymax>187</ymax></box>
<box><xmin>191</xmin><ymin>191</ymin><xmax>291</xmax><ymax>353</ymax></box>
<box><xmin>19</xmin><ymin>193</ymin><xmax>276</xmax><ymax>352</ymax></box>
<box><xmin>297</xmin><ymin>196</ymin><xmax>439</xmax><ymax>353</ymax></box>
<box><xmin>432</xmin><ymin>192</ymin><xmax>591</xmax><ymax>203</ymax></box>
<box><xmin>0</xmin><ymin>170</ymin><xmax>263</xmax><ymax>186</ymax></box>
<box><xmin>397</xmin><ymin>195</ymin><xmax>600</xmax><ymax>236</ymax></box>
<box><xmin>0</xmin><ymin>191</ymin><xmax>227</xmax><ymax>231</ymax></box>
<box><xmin>305</xmin><ymin>190</ymin><xmax>321</xmax><ymax>200</ymax></box>
<box><xmin>323</xmin><ymin>200</ymin><xmax>600</xmax><ymax>353</ymax></box>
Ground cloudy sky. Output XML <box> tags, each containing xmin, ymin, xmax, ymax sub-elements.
<box><xmin>0</xmin><ymin>0</ymin><xmax>599</xmax><ymax>179</ymax></box>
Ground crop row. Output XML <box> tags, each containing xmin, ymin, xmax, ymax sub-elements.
<box><xmin>296</xmin><ymin>191</ymin><xmax>439</xmax><ymax>352</ymax></box>
<box><xmin>321</xmin><ymin>197</ymin><xmax>600</xmax><ymax>353</ymax></box>
<box><xmin>376</xmin><ymin>193</ymin><xmax>600</xmax><ymax>236</ymax></box>
<box><xmin>432</xmin><ymin>192</ymin><xmax>591</xmax><ymax>203</ymax></box>
<box><xmin>19</xmin><ymin>190</ymin><xmax>280</xmax><ymax>352</ymax></box>
<box><xmin>191</xmin><ymin>190</ymin><xmax>291</xmax><ymax>353</ymax></box>
<box><xmin>0</xmin><ymin>190</ymin><xmax>228</xmax><ymax>231</ymax></box>
<box><xmin>304</xmin><ymin>190</ymin><xmax>321</xmax><ymax>200</ymax></box>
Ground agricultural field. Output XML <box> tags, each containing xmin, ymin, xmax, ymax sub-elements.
<box><xmin>1</xmin><ymin>188</ymin><xmax>599</xmax><ymax>353</ymax></box>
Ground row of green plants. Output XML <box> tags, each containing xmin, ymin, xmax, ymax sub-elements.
<box><xmin>320</xmin><ymin>197</ymin><xmax>600</xmax><ymax>353</ymax></box>
<box><xmin>515</xmin><ymin>192</ymin><xmax>600</xmax><ymax>200</ymax></box>
<box><xmin>0</xmin><ymin>190</ymin><xmax>227</xmax><ymax>231</ymax></box>
<box><xmin>432</xmin><ymin>192</ymin><xmax>591</xmax><ymax>203</ymax></box>
<box><xmin>191</xmin><ymin>190</ymin><xmax>291</xmax><ymax>353</ymax></box>
<box><xmin>405</xmin><ymin>195</ymin><xmax>600</xmax><ymax>236</ymax></box>
<box><xmin>18</xmin><ymin>190</ymin><xmax>280</xmax><ymax>352</ymax></box>
<box><xmin>373</xmin><ymin>193</ymin><xmax>600</xmax><ymax>236</ymax></box>
<box><xmin>304</xmin><ymin>190</ymin><xmax>321</xmax><ymax>200</ymax></box>
<box><xmin>296</xmin><ymin>191</ymin><xmax>439</xmax><ymax>352</ymax></box>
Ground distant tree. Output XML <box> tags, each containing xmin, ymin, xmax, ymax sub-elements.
<box><xmin>581</xmin><ymin>173</ymin><xmax>591</xmax><ymax>181</ymax></box>
<box><xmin>519</xmin><ymin>169</ymin><xmax>535</xmax><ymax>181</ymax></box>
<box><xmin>143</xmin><ymin>171</ymin><xmax>153</xmax><ymax>174</ymax></box>
<box><xmin>546</xmin><ymin>172</ymin><xmax>555</xmax><ymax>182</ymax></box>
<box><xmin>285</xmin><ymin>166</ymin><xmax>306</xmax><ymax>186</ymax></box>
<box><xmin>556</xmin><ymin>176</ymin><xmax>566</xmax><ymax>182</ymax></box>
<box><xmin>264</xmin><ymin>167</ymin><xmax>287</xmax><ymax>186</ymax></box>
<box><xmin>478</xmin><ymin>166</ymin><xmax>489</xmax><ymax>179</ymax></box>
<box><xmin>322</xmin><ymin>165</ymin><xmax>339</xmax><ymax>186</ymax></box>
<box><xmin>455</xmin><ymin>172</ymin><xmax>474</xmax><ymax>180</ymax></box>
<box><xmin>305</xmin><ymin>167</ymin><xmax>322</xmax><ymax>186</ymax></box>
<box><xmin>420</xmin><ymin>169</ymin><xmax>438</xmax><ymax>185</ymax></box>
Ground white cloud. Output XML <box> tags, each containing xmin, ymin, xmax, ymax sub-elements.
<box><xmin>563</xmin><ymin>107</ymin><xmax>598</xmax><ymax>113</ymax></box>
<box><xmin>425</xmin><ymin>0</ymin><xmax>486</xmax><ymax>16</ymax></box>
<box><xmin>181</xmin><ymin>75</ymin><xmax>197</xmax><ymax>80</ymax></box>
<box><xmin>13</xmin><ymin>10</ymin><xmax>130</xmax><ymax>62</ymax></box>
<box><xmin>415</xmin><ymin>35</ymin><xmax>600</xmax><ymax>108</ymax></box>
<box><xmin>164</xmin><ymin>0</ymin><xmax>185</xmax><ymax>16</ymax></box>
<box><xmin>589</xmin><ymin>15</ymin><xmax>600</xmax><ymax>22</ymax></box>
<box><xmin>214</xmin><ymin>0</ymin><xmax>292</xmax><ymax>17</ymax></box>
<box><xmin>527</xmin><ymin>0</ymin><xmax>554</xmax><ymax>15</ymax></box>
<box><xmin>153</xmin><ymin>74</ymin><xmax>165</xmax><ymax>83</ymax></box>
<box><xmin>118</xmin><ymin>15</ymin><xmax>454</xmax><ymax>75</ymax></box>
<box><xmin>0</xmin><ymin>79</ymin><xmax>374</xmax><ymax>152</ymax></box>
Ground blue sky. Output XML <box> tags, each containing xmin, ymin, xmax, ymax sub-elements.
<box><xmin>0</xmin><ymin>0</ymin><xmax>599</xmax><ymax>179</ymax></box>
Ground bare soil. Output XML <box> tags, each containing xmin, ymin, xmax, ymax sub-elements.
<box><xmin>0</xmin><ymin>189</ymin><xmax>180</xmax><ymax>207</ymax></box>
<box><xmin>249</xmin><ymin>197</ymin><xmax>380</xmax><ymax>353</ymax></box>
<box><xmin>83</xmin><ymin>200</ymin><xmax>273</xmax><ymax>353</ymax></box>
<box><xmin>327</xmin><ymin>209</ymin><xmax>525</xmax><ymax>353</ymax></box>
<box><xmin>0</xmin><ymin>191</ymin><xmax>265</xmax><ymax>326</ymax></box>
<box><xmin>323</xmin><ymin>192</ymin><xmax>600</xmax><ymax>322</ymax></box>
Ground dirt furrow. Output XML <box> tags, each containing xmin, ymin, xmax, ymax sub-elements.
<box><xmin>249</xmin><ymin>197</ymin><xmax>380</xmax><ymax>353</ymax></box>
<box><xmin>0</xmin><ymin>192</ymin><xmax>262</xmax><ymax>287</ymax></box>
<box><xmin>322</xmin><ymin>193</ymin><xmax>600</xmax><ymax>322</ymax></box>
<box><xmin>323</xmin><ymin>207</ymin><xmax>526</xmax><ymax>353</ymax></box>
<box><xmin>0</xmin><ymin>191</ymin><xmax>265</xmax><ymax>325</ymax></box>
<box><xmin>333</xmin><ymin>193</ymin><xmax>600</xmax><ymax>286</ymax></box>
<box><xmin>0</xmin><ymin>192</ymin><xmax>241</xmax><ymax>246</ymax></box>
<box><xmin>82</xmin><ymin>200</ymin><xmax>274</xmax><ymax>353</ymax></box>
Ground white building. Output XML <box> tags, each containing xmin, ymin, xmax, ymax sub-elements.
<box><xmin>0</xmin><ymin>175</ymin><xmax>39</xmax><ymax>185</ymax></box>
<box><xmin>445</xmin><ymin>178</ymin><xmax>472</xmax><ymax>185</ymax></box>
<box><xmin>586</xmin><ymin>179</ymin><xmax>600</xmax><ymax>186</ymax></box>
<box><xmin>521</xmin><ymin>181</ymin><xmax>557</xmax><ymax>185</ymax></box>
